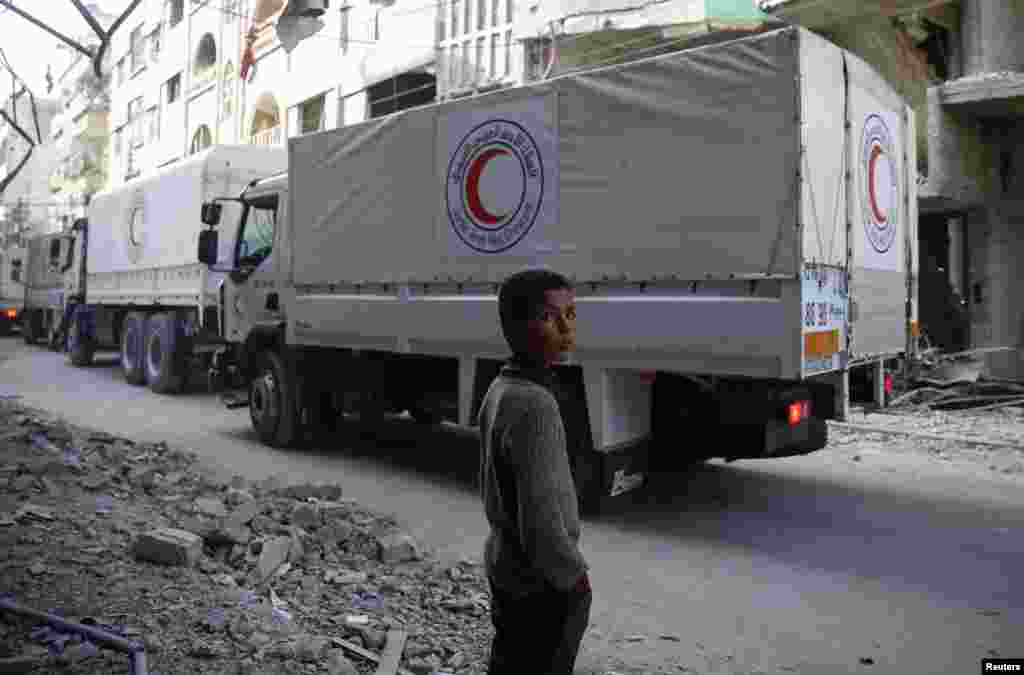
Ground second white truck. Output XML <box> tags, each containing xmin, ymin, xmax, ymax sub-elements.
<box><xmin>192</xmin><ymin>27</ymin><xmax>920</xmax><ymax>512</ymax></box>
<box><xmin>60</xmin><ymin>145</ymin><xmax>287</xmax><ymax>389</ymax></box>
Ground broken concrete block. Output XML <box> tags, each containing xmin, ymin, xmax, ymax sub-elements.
<box><xmin>377</xmin><ymin>532</ymin><xmax>419</xmax><ymax>564</ymax></box>
<box><xmin>291</xmin><ymin>503</ymin><xmax>320</xmax><ymax>530</ymax></box>
<box><xmin>257</xmin><ymin>536</ymin><xmax>292</xmax><ymax>581</ymax></box>
<box><xmin>325</xmin><ymin>649</ymin><xmax>359</xmax><ymax>675</ymax></box>
<box><xmin>133</xmin><ymin>528</ymin><xmax>203</xmax><ymax>567</ymax></box>
<box><xmin>205</xmin><ymin>524</ymin><xmax>251</xmax><ymax>547</ymax></box>
<box><xmin>227</xmin><ymin>499</ymin><xmax>265</xmax><ymax>528</ymax></box>
<box><xmin>317</xmin><ymin>521</ymin><xmax>355</xmax><ymax>549</ymax></box>
<box><xmin>292</xmin><ymin>635</ymin><xmax>329</xmax><ymax>663</ymax></box>
<box><xmin>225</xmin><ymin>488</ymin><xmax>254</xmax><ymax>506</ymax></box>
<box><xmin>194</xmin><ymin>497</ymin><xmax>228</xmax><ymax>518</ymax></box>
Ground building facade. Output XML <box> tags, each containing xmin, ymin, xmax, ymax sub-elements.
<box><xmin>46</xmin><ymin>6</ymin><xmax>117</xmax><ymax>234</ymax></box>
<box><xmin>0</xmin><ymin>90</ymin><xmax>61</xmax><ymax>241</ymax></box>
<box><xmin>102</xmin><ymin>0</ymin><xmax>451</xmax><ymax>187</ymax></box>
<box><xmin>762</xmin><ymin>0</ymin><xmax>1024</xmax><ymax>380</ymax></box>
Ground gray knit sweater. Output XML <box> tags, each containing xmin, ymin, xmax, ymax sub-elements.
<box><xmin>477</xmin><ymin>362</ymin><xmax>588</xmax><ymax>595</ymax></box>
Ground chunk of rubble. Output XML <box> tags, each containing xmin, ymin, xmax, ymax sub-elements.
<box><xmin>377</xmin><ymin>532</ymin><xmax>419</xmax><ymax>564</ymax></box>
<box><xmin>132</xmin><ymin>527</ymin><xmax>203</xmax><ymax>567</ymax></box>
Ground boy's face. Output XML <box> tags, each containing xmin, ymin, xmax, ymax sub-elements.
<box><xmin>523</xmin><ymin>288</ymin><xmax>577</xmax><ymax>366</ymax></box>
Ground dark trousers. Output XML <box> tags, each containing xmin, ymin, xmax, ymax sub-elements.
<box><xmin>486</xmin><ymin>577</ymin><xmax>592</xmax><ymax>675</ymax></box>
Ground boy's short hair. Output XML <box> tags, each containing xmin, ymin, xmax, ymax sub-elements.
<box><xmin>498</xmin><ymin>268</ymin><xmax>573</xmax><ymax>353</ymax></box>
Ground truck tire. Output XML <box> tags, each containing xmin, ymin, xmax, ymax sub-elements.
<box><xmin>121</xmin><ymin>312</ymin><xmax>148</xmax><ymax>385</ymax></box>
<box><xmin>144</xmin><ymin>313</ymin><xmax>186</xmax><ymax>394</ymax></box>
<box><xmin>250</xmin><ymin>350</ymin><xmax>299</xmax><ymax>447</ymax></box>
<box><xmin>67</xmin><ymin>316</ymin><xmax>95</xmax><ymax>367</ymax></box>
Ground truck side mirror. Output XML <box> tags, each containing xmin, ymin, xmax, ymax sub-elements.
<box><xmin>201</xmin><ymin>202</ymin><xmax>222</xmax><ymax>226</ymax></box>
<box><xmin>198</xmin><ymin>229</ymin><xmax>219</xmax><ymax>266</ymax></box>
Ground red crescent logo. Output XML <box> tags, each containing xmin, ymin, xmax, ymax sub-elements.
<box><xmin>868</xmin><ymin>144</ymin><xmax>887</xmax><ymax>225</ymax></box>
<box><xmin>465</xmin><ymin>147</ymin><xmax>510</xmax><ymax>226</ymax></box>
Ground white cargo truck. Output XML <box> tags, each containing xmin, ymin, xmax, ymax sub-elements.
<box><xmin>62</xmin><ymin>145</ymin><xmax>287</xmax><ymax>391</ymax></box>
<box><xmin>196</xmin><ymin>27</ymin><xmax>919</xmax><ymax>512</ymax></box>
<box><xmin>0</xmin><ymin>245</ymin><xmax>25</xmax><ymax>336</ymax></box>
<box><xmin>19</xmin><ymin>232</ymin><xmax>71</xmax><ymax>346</ymax></box>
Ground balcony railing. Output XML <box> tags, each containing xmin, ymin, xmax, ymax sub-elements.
<box><xmin>250</xmin><ymin>126</ymin><xmax>282</xmax><ymax>146</ymax></box>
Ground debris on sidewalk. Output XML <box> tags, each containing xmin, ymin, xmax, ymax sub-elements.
<box><xmin>0</xmin><ymin>399</ymin><xmax>494</xmax><ymax>674</ymax></box>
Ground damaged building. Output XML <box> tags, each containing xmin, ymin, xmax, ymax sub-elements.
<box><xmin>761</xmin><ymin>0</ymin><xmax>1024</xmax><ymax>381</ymax></box>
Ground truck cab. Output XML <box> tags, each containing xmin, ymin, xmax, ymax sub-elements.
<box><xmin>199</xmin><ymin>174</ymin><xmax>289</xmax><ymax>396</ymax></box>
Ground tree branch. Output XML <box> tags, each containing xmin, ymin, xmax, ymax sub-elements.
<box><xmin>0</xmin><ymin>108</ymin><xmax>35</xmax><ymax>147</ymax></box>
<box><xmin>91</xmin><ymin>0</ymin><xmax>144</xmax><ymax>79</ymax></box>
<box><xmin>0</xmin><ymin>1</ymin><xmax>96</xmax><ymax>60</ymax></box>
<box><xmin>70</xmin><ymin>0</ymin><xmax>107</xmax><ymax>42</ymax></box>
<box><xmin>0</xmin><ymin>145</ymin><xmax>33</xmax><ymax>196</ymax></box>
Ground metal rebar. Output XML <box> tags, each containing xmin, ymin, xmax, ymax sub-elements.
<box><xmin>0</xmin><ymin>597</ymin><xmax>147</xmax><ymax>675</ymax></box>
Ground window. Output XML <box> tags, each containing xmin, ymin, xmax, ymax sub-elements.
<box><xmin>117</xmin><ymin>58</ymin><xmax>125</xmax><ymax>85</ymax></box>
<box><xmin>169</xmin><ymin>0</ymin><xmax>184</xmax><ymax>27</ymax></box>
<box><xmin>492</xmin><ymin>0</ymin><xmax>499</xmax><ymax>27</ymax></box>
<box><xmin>463</xmin><ymin>41</ymin><xmax>471</xmax><ymax>84</ymax></box>
<box><xmin>299</xmin><ymin>94</ymin><xmax>325</xmax><ymax>134</ymax></box>
<box><xmin>130</xmin><ymin>25</ymin><xmax>144</xmax><ymax>72</ymax></box>
<box><xmin>449</xmin><ymin>44</ymin><xmax>458</xmax><ymax>89</ymax></box>
<box><xmin>371</xmin><ymin>9</ymin><xmax>382</xmax><ymax>41</ymax></box>
<box><xmin>490</xmin><ymin>34</ymin><xmax>498</xmax><ymax>78</ymax></box>
<box><xmin>127</xmin><ymin>96</ymin><xmax>144</xmax><ymax>147</ymax></box>
<box><xmin>438</xmin><ymin>6</ymin><xmax>445</xmax><ymax>42</ymax></box>
<box><xmin>476</xmin><ymin>37</ymin><xmax>485</xmax><ymax>81</ymax></box>
<box><xmin>166</xmin><ymin>73</ymin><xmax>181</xmax><ymax>103</ymax></box>
<box><xmin>147</xmin><ymin>106</ymin><xmax>159</xmax><ymax>143</ymax></box>
<box><xmin>505</xmin><ymin>29</ymin><xmax>511</xmax><ymax>75</ymax></box>
<box><xmin>340</xmin><ymin>3</ymin><xmax>351</xmax><ymax>53</ymax></box>
<box><xmin>506</xmin><ymin>0</ymin><xmax>513</xmax><ymax>24</ymax></box>
<box><xmin>463</xmin><ymin>0</ymin><xmax>470</xmax><ymax>34</ymax></box>
<box><xmin>478</xmin><ymin>0</ymin><xmax>486</xmax><ymax>30</ymax></box>
<box><xmin>193</xmin><ymin>33</ymin><xmax>217</xmax><ymax>79</ymax></box>
<box><xmin>222</xmin><ymin>64</ymin><xmax>234</xmax><ymax>116</ymax></box>
<box><xmin>150</xmin><ymin>25</ymin><xmax>161</xmax><ymax>62</ymax></box>
<box><xmin>113</xmin><ymin>128</ymin><xmax>122</xmax><ymax>158</ymax></box>
<box><xmin>236</xmin><ymin>196</ymin><xmax>277</xmax><ymax>267</ymax></box>
<box><xmin>190</xmin><ymin>125</ymin><xmax>212</xmax><ymax>154</ymax></box>
<box><xmin>451</xmin><ymin>0</ymin><xmax>459</xmax><ymax>38</ymax></box>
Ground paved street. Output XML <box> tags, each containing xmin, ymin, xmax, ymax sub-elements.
<box><xmin>1</xmin><ymin>337</ymin><xmax>1022</xmax><ymax>674</ymax></box>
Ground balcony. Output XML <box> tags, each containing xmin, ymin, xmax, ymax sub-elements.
<box><xmin>250</xmin><ymin>126</ymin><xmax>282</xmax><ymax>146</ymax></box>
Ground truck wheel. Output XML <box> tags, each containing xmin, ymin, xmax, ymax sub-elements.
<box><xmin>121</xmin><ymin>312</ymin><xmax>148</xmax><ymax>385</ymax></box>
<box><xmin>145</xmin><ymin>313</ymin><xmax>186</xmax><ymax>394</ymax></box>
<box><xmin>250</xmin><ymin>350</ymin><xmax>299</xmax><ymax>447</ymax></box>
<box><xmin>67</xmin><ymin>317</ymin><xmax>95</xmax><ymax>367</ymax></box>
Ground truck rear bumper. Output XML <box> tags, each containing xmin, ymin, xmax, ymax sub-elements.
<box><xmin>720</xmin><ymin>417</ymin><xmax>828</xmax><ymax>461</ymax></box>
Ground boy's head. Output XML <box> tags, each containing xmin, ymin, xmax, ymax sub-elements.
<box><xmin>498</xmin><ymin>268</ymin><xmax>576</xmax><ymax>366</ymax></box>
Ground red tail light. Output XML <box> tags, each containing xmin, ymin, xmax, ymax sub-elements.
<box><xmin>3</xmin><ymin>309</ymin><xmax>14</xmax><ymax>320</ymax></box>
<box><xmin>884</xmin><ymin>373</ymin><xmax>893</xmax><ymax>394</ymax></box>
<box><xmin>787</xmin><ymin>400</ymin><xmax>811</xmax><ymax>426</ymax></box>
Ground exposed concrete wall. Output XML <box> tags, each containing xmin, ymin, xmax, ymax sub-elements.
<box><xmin>963</xmin><ymin>127</ymin><xmax>1024</xmax><ymax>379</ymax></box>
<box><xmin>961</xmin><ymin>0</ymin><xmax>1024</xmax><ymax>75</ymax></box>
<box><xmin>922</xmin><ymin>86</ymin><xmax>995</xmax><ymax>206</ymax></box>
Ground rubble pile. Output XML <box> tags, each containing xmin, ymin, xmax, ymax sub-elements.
<box><xmin>0</xmin><ymin>400</ymin><xmax>494</xmax><ymax>674</ymax></box>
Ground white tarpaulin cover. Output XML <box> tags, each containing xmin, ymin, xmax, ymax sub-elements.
<box><xmin>289</xmin><ymin>27</ymin><xmax>802</xmax><ymax>286</ymax></box>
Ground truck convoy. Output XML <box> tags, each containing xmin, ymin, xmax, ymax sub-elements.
<box><xmin>56</xmin><ymin>146</ymin><xmax>286</xmax><ymax>386</ymax></box>
<box><xmin>0</xmin><ymin>245</ymin><xmax>24</xmax><ymax>336</ymax></box>
<box><xmin>43</xmin><ymin>26</ymin><xmax>917</xmax><ymax>513</ymax></box>
<box><xmin>19</xmin><ymin>232</ymin><xmax>70</xmax><ymax>346</ymax></box>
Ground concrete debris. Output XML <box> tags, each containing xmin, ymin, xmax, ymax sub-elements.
<box><xmin>257</xmin><ymin>536</ymin><xmax>292</xmax><ymax>581</ymax></box>
<box><xmin>378</xmin><ymin>532</ymin><xmax>420</xmax><ymax>564</ymax></box>
<box><xmin>13</xmin><ymin>504</ymin><xmax>55</xmax><ymax>522</ymax></box>
<box><xmin>133</xmin><ymin>528</ymin><xmax>203</xmax><ymax>567</ymax></box>
<box><xmin>291</xmin><ymin>502</ymin><xmax>321</xmax><ymax>529</ymax></box>
<box><xmin>325</xmin><ymin>649</ymin><xmax>360</xmax><ymax>675</ymax></box>
<box><xmin>193</xmin><ymin>497</ymin><xmax>229</xmax><ymax>518</ymax></box>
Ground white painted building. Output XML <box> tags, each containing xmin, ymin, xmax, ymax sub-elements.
<box><xmin>46</xmin><ymin>5</ymin><xmax>117</xmax><ymax>233</ymax></box>
<box><xmin>103</xmin><ymin>0</ymin><xmax>459</xmax><ymax>187</ymax></box>
<box><xmin>0</xmin><ymin>91</ymin><xmax>61</xmax><ymax>240</ymax></box>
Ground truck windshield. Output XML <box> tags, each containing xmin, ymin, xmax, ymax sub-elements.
<box><xmin>237</xmin><ymin>195</ymin><xmax>278</xmax><ymax>268</ymax></box>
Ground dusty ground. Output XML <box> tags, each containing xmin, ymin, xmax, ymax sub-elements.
<box><xmin>2</xmin><ymin>340</ymin><xmax>1023</xmax><ymax>674</ymax></box>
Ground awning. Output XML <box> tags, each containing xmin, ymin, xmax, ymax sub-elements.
<box><xmin>513</xmin><ymin>0</ymin><xmax>771</xmax><ymax>38</ymax></box>
<box><xmin>339</xmin><ymin>43</ymin><xmax>437</xmax><ymax>98</ymax></box>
